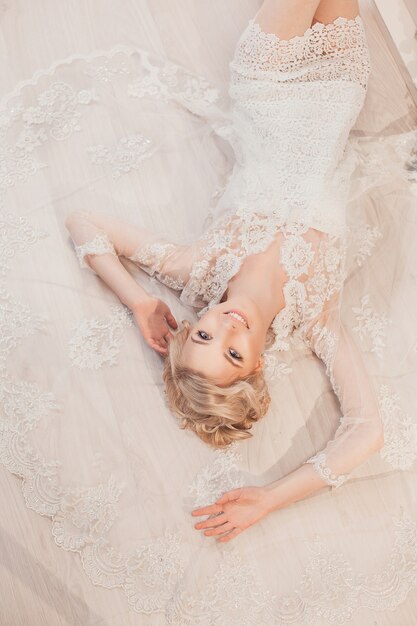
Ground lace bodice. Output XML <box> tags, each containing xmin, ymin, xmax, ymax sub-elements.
<box><xmin>212</xmin><ymin>15</ymin><xmax>370</xmax><ymax>237</ymax></box>
<box><xmin>66</xmin><ymin>14</ymin><xmax>383</xmax><ymax>492</ymax></box>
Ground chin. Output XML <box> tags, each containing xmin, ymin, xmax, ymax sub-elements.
<box><xmin>221</xmin><ymin>297</ymin><xmax>262</xmax><ymax>328</ymax></box>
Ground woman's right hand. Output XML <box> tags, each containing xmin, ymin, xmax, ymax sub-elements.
<box><xmin>132</xmin><ymin>297</ymin><xmax>178</xmax><ymax>356</ymax></box>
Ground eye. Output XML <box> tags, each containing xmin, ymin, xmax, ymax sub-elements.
<box><xmin>197</xmin><ymin>330</ymin><xmax>212</xmax><ymax>341</ymax></box>
<box><xmin>228</xmin><ymin>348</ymin><xmax>242</xmax><ymax>360</ymax></box>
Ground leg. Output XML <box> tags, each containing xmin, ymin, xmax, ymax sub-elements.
<box><xmin>253</xmin><ymin>0</ymin><xmax>322</xmax><ymax>39</ymax></box>
<box><xmin>312</xmin><ymin>0</ymin><xmax>360</xmax><ymax>25</ymax></box>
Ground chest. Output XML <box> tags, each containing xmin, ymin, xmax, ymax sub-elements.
<box><xmin>225</xmin><ymin>235</ymin><xmax>288</xmax><ymax>304</ymax></box>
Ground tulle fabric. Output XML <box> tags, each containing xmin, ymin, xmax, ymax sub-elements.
<box><xmin>1</xmin><ymin>6</ymin><xmax>417</xmax><ymax>626</ymax></box>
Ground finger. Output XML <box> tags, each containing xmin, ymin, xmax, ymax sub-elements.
<box><xmin>204</xmin><ymin>522</ymin><xmax>234</xmax><ymax>537</ymax></box>
<box><xmin>215</xmin><ymin>489</ymin><xmax>242</xmax><ymax>505</ymax></box>
<box><xmin>158</xmin><ymin>336</ymin><xmax>168</xmax><ymax>349</ymax></box>
<box><xmin>194</xmin><ymin>514</ymin><xmax>227</xmax><ymax>530</ymax></box>
<box><xmin>165</xmin><ymin>331</ymin><xmax>174</xmax><ymax>342</ymax></box>
<box><xmin>218</xmin><ymin>527</ymin><xmax>242</xmax><ymax>543</ymax></box>
<box><xmin>166</xmin><ymin>313</ymin><xmax>178</xmax><ymax>329</ymax></box>
<box><xmin>191</xmin><ymin>503</ymin><xmax>224</xmax><ymax>517</ymax></box>
<box><xmin>149</xmin><ymin>340</ymin><xmax>168</xmax><ymax>356</ymax></box>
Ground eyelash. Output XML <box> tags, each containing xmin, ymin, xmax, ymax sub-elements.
<box><xmin>196</xmin><ymin>330</ymin><xmax>243</xmax><ymax>361</ymax></box>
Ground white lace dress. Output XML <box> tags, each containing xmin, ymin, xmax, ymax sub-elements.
<box><xmin>71</xmin><ymin>16</ymin><xmax>379</xmax><ymax>489</ymax></box>
<box><xmin>2</xmin><ymin>5</ymin><xmax>417</xmax><ymax>624</ymax></box>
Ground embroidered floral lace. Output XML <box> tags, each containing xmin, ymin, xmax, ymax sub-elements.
<box><xmin>66</xmin><ymin>15</ymin><xmax>385</xmax><ymax>490</ymax></box>
<box><xmin>2</xmin><ymin>4</ymin><xmax>417</xmax><ymax>622</ymax></box>
<box><xmin>74</xmin><ymin>233</ymin><xmax>117</xmax><ymax>268</ymax></box>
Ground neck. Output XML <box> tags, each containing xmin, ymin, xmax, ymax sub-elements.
<box><xmin>225</xmin><ymin>265</ymin><xmax>285</xmax><ymax>331</ymax></box>
<box><xmin>222</xmin><ymin>236</ymin><xmax>287</xmax><ymax>329</ymax></box>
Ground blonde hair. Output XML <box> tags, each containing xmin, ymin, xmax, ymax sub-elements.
<box><xmin>162</xmin><ymin>320</ymin><xmax>271</xmax><ymax>448</ymax></box>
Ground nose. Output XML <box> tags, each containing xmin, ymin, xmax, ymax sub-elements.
<box><xmin>221</xmin><ymin>314</ymin><xmax>237</xmax><ymax>330</ymax></box>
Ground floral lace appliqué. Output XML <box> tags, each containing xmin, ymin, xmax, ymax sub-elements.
<box><xmin>127</xmin><ymin>55</ymin><xmax>219</xmax><ymax>110</ymax></box>
<box><xmin>348</xmin><ymin>221</ymin><xmax>382</xmax><ymax>267</ymax></box>
<box><xmin>352</xmin><ymin>294</ymin><xmax>392</xmax><ymax>358</ymax></box>
<box><xmin>51</xmin><ymin>475</ymin><xmax>125</xmax><ymax>551</ymax></box>
<box><xmin>124</xmin><ymin>531</ymin><xmax>187</xmax><ymax>614</ymax></box>
<box><xmin>22</xmin><ymin>81</ymin><xmax>97</xmax><ymax>141</ymax></box>
<box><xmin>0</xmin><ymin>212</ymin><xmax>48</xmax><ymax>274</ymax></box>
<box><xmin>0</xmin><ymin>287</ymin><xmax>49</xmax><ymax>369</ymax></box>
<box><xmin>129</xmin><ymin>241</ymin><xmax>185</xmax><ymax>291</ymax></box>
<box><xmin>83</xmin><ymin>58</ymin><xmax>130</xmax><ymax>82</ymax></box>
<box><xmin>87</xmin><ymin>133</ymin><xmax>154</xmax><ymax>179</ymax></box>
<box><xmin>68</xmin><ymin>304</ymin><xmax>133</xmax><ymax>369</ymax></box>
<box><xmin>187</xmin><ymin>444</ymin><xmax>246</xmax><ymax>509</ymax></box>
<box><xmin>0</xmin><ymin>82</ymin><xmax>96</xmax><ymax>192</ymax></box>
<box><xmin>378</xmin><ymin>384</ymin><xmax>417</xmax><ymax>470</ymax></box>
<box><xmin>262</xmin><ymin>352</ymin><xmax>293</xmax><ymax>382</ymax></box>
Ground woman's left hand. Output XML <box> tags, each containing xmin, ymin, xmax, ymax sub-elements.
<box><xmin>132</xmin><ymin>296</ymin><xmax>178</xmax><ymax>356</ymax></box>
<box><xmin>191</xmin><ymin>486</ymin><xmax>271</xmax><ymax>543</ymax></box>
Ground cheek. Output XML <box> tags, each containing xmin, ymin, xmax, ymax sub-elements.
<box><xmin>244</xmin><ymin>333</ymin><xmax>265</xmax><ymax>361</ymax></box>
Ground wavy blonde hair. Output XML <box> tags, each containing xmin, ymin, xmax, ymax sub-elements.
<box><xmin>162</xmin><ymin>320</ymin><xmax>271</xmax><ymax>448</ymax></box>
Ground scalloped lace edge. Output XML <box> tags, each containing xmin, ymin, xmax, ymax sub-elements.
<box><xmin>248</xmin><ymin>14</ymin><xmax>364</xmax><ymax>45</ymax></box>
<box><xmin>0</xmin><ymin>43</ymin><xmax>159</xmax><ymax>112</ymax></box>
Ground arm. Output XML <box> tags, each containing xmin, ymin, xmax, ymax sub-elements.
<box><xmin>65</xmin><ymin>210</ymin><xmax>179</xmax><ymax>355</ymax></box>
<box><xmin>264</xmin><ymin>308</ymin><xmax>384</xmax><ymax>505</ymax></box>
<box><xmin>192</xmin><ymin>307</ymin><xmax>384</xmax><ymax>542</ymax></box>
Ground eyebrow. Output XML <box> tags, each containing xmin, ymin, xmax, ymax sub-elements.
<box><xmin>190</xmin><ymin>336</ymin><xmax>244</xmax><ymax>368</ymax></box>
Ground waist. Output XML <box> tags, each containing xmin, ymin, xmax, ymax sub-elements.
<box><xmin>214</xmin><ymin>162</ymin><xmax>353</xmax><ymax>238</ymax></box>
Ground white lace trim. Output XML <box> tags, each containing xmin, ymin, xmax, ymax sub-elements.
<box><xmin>0</xmin><ymin>44</ymin><xmax>166</xmax><ymax>110</ymax></box>
<box><xmin>232</xmin><ymin>15</ymin><xmax>370</xmax><ymax>89</ymax></box>
<box><xmin>166</xmin><ymin>512</ymin><xmax>417</xmax><ymax>624</ymax></box>
<box><xmin>174</xmin><ymin>450</ymin><xmax>417</xmax><ymax>624</ymax></box>
<box><xmin>74</xmin><ymin>233</ymin><xmax>117</xmax><ymax>269</ymax></box>
<box><xmin>305</xmin><ymin>451</ymin><xmax>350</xmax><ymax>488</ymax></box>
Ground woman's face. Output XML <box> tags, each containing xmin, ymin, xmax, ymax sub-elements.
<box><xmin>180</xmin><ymin>297</ymin><xmax>266</xmax><ymax>384</ymax></box>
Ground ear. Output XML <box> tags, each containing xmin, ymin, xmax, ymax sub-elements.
<box><xmin>253</xmin><ymin>354</ymin><xmax>264</xmax><ymax>374</ymax></box>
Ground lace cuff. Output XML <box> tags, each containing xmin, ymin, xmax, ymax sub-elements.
<box><xmin>74</xmin><ymin>234</ymin><xmax>117</xmax><ymax>269</ymax></box>
<box><xmin>304</xmin><ymin>452</ymin><xmax>350</xmax><ymax>489</ymax></box>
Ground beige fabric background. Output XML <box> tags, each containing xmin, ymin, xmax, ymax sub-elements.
<box><xmin>0</xmin><ymin>1</ymin><xmax>417</xmax><ymax>625</ymax></box>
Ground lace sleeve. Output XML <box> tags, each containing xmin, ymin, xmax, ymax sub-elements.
<box><xmin>128</xmin><ymin>240</ymin><xmax>189</xmax><ymax>292</ymax></box>
<box><xmin>300</xmin><ymin>306</ymin><xmax>384</xmax><ymax>489</ymax></box>
<box><xmin>65</xmin><ymin>209</ymin><xmax>192</xmax><ymax>291</ymax></box>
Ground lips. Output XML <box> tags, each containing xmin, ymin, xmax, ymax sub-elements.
<box><xmin>224</xmin><ymin>309</ymin><xmax>249</xmax><ymax>328</ymax></box>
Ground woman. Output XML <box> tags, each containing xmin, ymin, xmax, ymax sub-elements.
<box><xmin>65</xmin><ymin>0</ymin><xmax>385</xmax><ymax>543</ymax></box>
